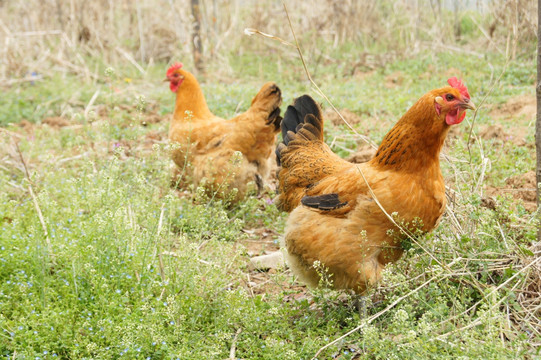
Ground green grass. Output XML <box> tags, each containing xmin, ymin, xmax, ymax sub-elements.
<box><xmin>0</xmin><ymin>48</ymin><xmax>539</xmax><ymax>359</ymax></box>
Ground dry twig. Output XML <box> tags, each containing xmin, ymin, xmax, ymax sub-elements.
<box><xmin>228</xmin><ymin>328</ymin><xmax>242</xmax><ymax>360</ymax></box>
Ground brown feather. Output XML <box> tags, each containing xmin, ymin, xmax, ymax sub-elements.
<box><xmin>278</xmin><ymin>88</ymin><xmax>471</xmax><ymax>293</ymax></box>
<box><xmin>168</xmin><ymin>69</ymin><xmax>282</xmax><ymax>202</ymax></box>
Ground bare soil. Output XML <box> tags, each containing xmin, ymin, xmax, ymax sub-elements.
<box><xmin>324</xmin><ymin>108</ymin><xmax>364</xmax><ymax>126</ymax></box>
<box><xmin>490</xmin><ymin>94</ymin><xmax>536</xmax><ymax>121</ymax></box>
<box><xmin>240</xmin><ymin>227</ymin><xmax>280</xmax><ymax>257</ymax></box>
<box><xmin>484</xmin><ymin>94</ymin><xmax>535</xmax><ymax>146</ymax></box>
<box><xmin>478</xmin><ymin>124</ymin><xmax>526</xmax><ymax>146</ymax></box>
<box><xmin>486</xmin><ymin>171</ymin><xmax>537</xmax><ymax>212</ymax></box>
<box><xmin>42</xmin><ymin>116</ymin><xmax>71</xmax><ymax>128</ymax></box>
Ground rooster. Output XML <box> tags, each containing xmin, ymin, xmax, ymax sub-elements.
<box><xmin>276</xmin><ymin>78</ymin><xmax>475</xmax><ymax>293</ymax></box>
<box><xmin>166</xmin><ymin>62</ymin><xmax>282</xmax><ymax>201</ymax></box>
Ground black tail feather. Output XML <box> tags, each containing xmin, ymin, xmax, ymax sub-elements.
<box><xmin>280</xmin><ymin>95</ymin><xmax>322</xmax><ymax>144</ymax></box>
<box><xmin>276</xmin><ymin>95</ymin><xmax>323</xmax><ymax>166</ymax></box>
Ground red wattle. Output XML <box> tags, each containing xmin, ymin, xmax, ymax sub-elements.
<box><xmin>445</xmin><ymin>110</ymin><xmax>466</xmax><ymax>125</ymax></box>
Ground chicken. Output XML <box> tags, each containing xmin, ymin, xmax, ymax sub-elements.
<box><xmin>165</xmin><ymin>62</ymin><xmax>282</xmax><ymax>202</ymax></box>
<box><xmin>276</xmin><ymin>77</ymin><xmax>475</xmax><ymax>293</ymax></box>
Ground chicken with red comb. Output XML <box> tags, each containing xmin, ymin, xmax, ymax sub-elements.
<box><xmin>166</xmin><ymin>62</ymin><xmax>183</xmax><ymax>92</ymax></box>
<box><xmin>447</xmin><ymin>76</ymin><xmax>470</xmax><ymax>99</ymax></box>
<box><xmin>165</xmin><ymin>63</ymin><xmax>283</xmax><ymax>202</ymax></box>
<box><xmin>276</xmin><ymin>79</ymin><xmax>475</xmax><ymax>293</ymax></box>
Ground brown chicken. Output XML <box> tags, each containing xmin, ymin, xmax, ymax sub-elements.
<box><xmin>166</xmin><ymin>63</ymin><xmax>282</xmax><ymax>201</ymax></box>
<box><xmin>276</xmin><ymin>77</ymin><xmax>475</xmax><ymax>293</ymax></box>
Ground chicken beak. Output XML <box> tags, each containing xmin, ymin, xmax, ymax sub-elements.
<box><xmin>459</xmin><ymin>99</ymin><xmax>476</xmax><ymax>111</ymax></box>
<box><xmin>163</xmin><ymin>77</ymin><xmax>170</xmax><ymax>82</ymax></box>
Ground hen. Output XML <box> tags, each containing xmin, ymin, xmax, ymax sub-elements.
<box><xmin>276</xmin><ymin>78</ymin><xmax>475</xmax><ymax>293</ymax></box>
<box><xmin>166</xmin><ymin>63</ymin><xmax>282</xmax><ymax>201</ymax></box>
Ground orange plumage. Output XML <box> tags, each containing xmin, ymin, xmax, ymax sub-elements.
<box><xmin>276</xmin><ymin>79</ymin><xmax>475</xmax><ymax>293</ymax></box>
<box><xmin>166</xmin><ymin>63</ymin><xmax>282</xmax><ymax>201</ymax></box>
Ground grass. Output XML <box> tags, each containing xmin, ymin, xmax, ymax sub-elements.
<box><xmin>0</xmin><ymin>45</ymin><xmax>539</xmax><ymax>359</ymax></box>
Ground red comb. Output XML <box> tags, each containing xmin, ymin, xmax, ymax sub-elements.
<box><xmin>447</xmin><ymin>77</ymin><xmax>470</xmax><ymax>99</ymax></box>
<box><xmin>166</xmin><ymin>62</ymin><xmax>183</xmax><ymax>77</ymax></box>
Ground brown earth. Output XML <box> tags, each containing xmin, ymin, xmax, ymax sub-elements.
<box><xmin>478</xmin><ymin>124</ymin><xmax>526</xmax><ymax>146</ymax></box>
<box><xmin>42</xmin><ymin>116</ymin><xmax>71</xmax><ymax>128</ymax></box>
<box><xmin>241</xmin><ymin>227</ymin><xmax>280</xmax><ymax>257</ymax></box>
<box><xmin>485</xmin><ymin>94</ymin><xmax>535</xmax><ymax>147</ymax></box>
<box><xmin>16</xmin><ymin>119</ymin><xmax>34</xmax><ymax>133</ymax></box>
<box><xmin>505</xmin><ymin>171</ymin><xmax>537</xmax><ymax>203</ymax></box>
<box><xmin>490</xmin><ymin>94</ymin><xmax>535</xmax><ymax>121</ymax></box>
<box><xmin>486</xmin><ymin>171</ymin><xmax>537</xmax><ymax>212</ymax></box>
<box><xmin>324</xmin><ymin>108</ymin><xmax>364</xmax><ymax>126</ymax></box>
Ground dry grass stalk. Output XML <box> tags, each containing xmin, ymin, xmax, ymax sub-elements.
<box><xmin>14</xmin><ymin>140</ymin><xmax>55</xmax><ymax>264</ymax></box>
<box><xmin>0</xmin><ymin>0</ymin><xmax>534</xmax><ymax>81</ymax></box>
<box><xmin>228</xmin><ymin>328</ymin><xmax>242</xmax><ymax>360</ymax></box>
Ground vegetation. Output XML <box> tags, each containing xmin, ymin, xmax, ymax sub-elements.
<box><xmin>0</xmin><ymin>1</ymin><xmax>539</xmax><ymax>359</ymax></box>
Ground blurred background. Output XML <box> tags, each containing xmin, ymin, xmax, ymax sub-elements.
<box><xmin>0</xmin><ymin>0</ymin><xmax>536</xmax><ymax>81</ymax></box>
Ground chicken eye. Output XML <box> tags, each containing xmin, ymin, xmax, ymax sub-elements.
<box><xmin>445</xmin><ymin>94</ymin><xmax>455</xmax><ymax>101</ymax></box>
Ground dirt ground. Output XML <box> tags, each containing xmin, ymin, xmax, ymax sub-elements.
<box><xmin>482</xmin><ymin>94</ymin><xmax>536</xmax><ymax>211</ymax></box>
<box><xmin>485</xmin><ymin>93</ymin><xmax>535</xmax><ymax>145</ymax></box>
<box><xmin>324</xmin><ymin>108</ymin><xmax>364</xmax><ymax>127</ymax></box>
<box><xmin>486</xmin><ymin>171</ymin><xmax>537</xmax><ymax>212</ymax></box>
